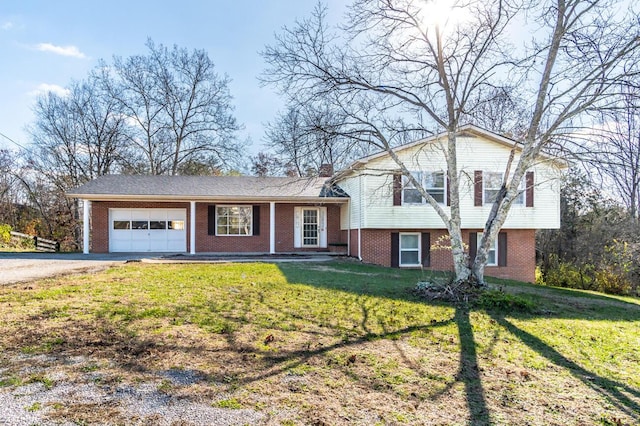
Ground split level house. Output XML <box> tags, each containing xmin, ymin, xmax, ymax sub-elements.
<box><xmin>67</xmin><ymin>125</ymin><xmax>564</xmax><ymax>283</ymax></box>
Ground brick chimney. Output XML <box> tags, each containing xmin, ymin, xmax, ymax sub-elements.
<box><xmin>318</xmin><ymin>163</ymin><xmax>334</xmax><ymax>177</ymax></box>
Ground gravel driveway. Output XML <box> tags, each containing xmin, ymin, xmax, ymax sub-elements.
<box><xmin>0</xmin><ymin>252</ymin><xmax>150</xmax><ymax>285</ymax></box>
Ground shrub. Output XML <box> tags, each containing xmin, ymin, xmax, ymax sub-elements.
<box><xmin>475</xmin><ymin>290</ymin><xmax>536</xmax><ymax>313</ymax></box>
<box><xmin>543</xmin><ymin>261</ymin><xmax>595</xmax><ymax>290</ymax></box>
<box><xmin>0</xmin><ymin>223</ymin><xmax>11</xmax><ymax>246</ymax></box>
<box><xmin>594</xmin><ymin>267</ymin><xmax>632</xmax><ymax>296</ymax></box>
<box><xmin>535</xmin><ymin>266</ymin><xmax>545</xmax><ymax>286</ymax></box>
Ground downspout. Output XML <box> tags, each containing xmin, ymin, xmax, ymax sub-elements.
<box><xmin>347</xmin><ymin>199</ymin><xmax>351</xmax><ymax>257</ymax></box>
<box><xmin>358</xmin><ymin>175</ymin><xmax>363</xmax><ymax>261</ymax></box>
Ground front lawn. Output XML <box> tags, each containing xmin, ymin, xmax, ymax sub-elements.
<box><xmin>0</xmin><ymin>260</ymin><xmax>638</xmax><ymax>425</ymax></box>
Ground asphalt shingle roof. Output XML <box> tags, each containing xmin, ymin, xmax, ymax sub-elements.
<box><xmin>67</xmin><ymin>175</ymin><xmax>348</xmax><ymax>200</ymax></box>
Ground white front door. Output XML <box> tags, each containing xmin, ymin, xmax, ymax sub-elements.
<box><xmin>109</xmin><ymin>208</ymin><xmax>187</xmax><ymax>252</ymax></box>
<box><xmin>294</xmin><ymin>206</ymin><xmax>327</xmax><ymax>248</ymax></box>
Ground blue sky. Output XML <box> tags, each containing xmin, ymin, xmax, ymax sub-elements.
<box><xmin>0</xmin><ymin>1</ymin><xmax>348</xmax><ymax>152</ymax></box>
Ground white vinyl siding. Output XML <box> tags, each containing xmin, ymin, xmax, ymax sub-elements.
<box><xmin>335</xmin><ymin>135</ymin><xmax>561</xmax><ymax>230</ymax></box>
<box><xmin>337</xmin><ymin>175</ymin><xmax>362</xmax><ymax>230</ymax></box>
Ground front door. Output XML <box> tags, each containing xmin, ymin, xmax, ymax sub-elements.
<box><xmin>302</xmin><ymin>208</ymin><xmax>319</xmax><ymax>247</ymax></box>
<box><xmin>294</xmin><ymin>206</ymin><xmax>327</xmax><ymax>248</ymax></box>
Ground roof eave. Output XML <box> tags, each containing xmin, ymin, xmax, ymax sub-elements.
<box><xmin>65</xmin><ymin>193</ymin><xmax>349</xmax><ymax>203</ymax></box>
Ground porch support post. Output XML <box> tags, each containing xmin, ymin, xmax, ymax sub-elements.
<box><xmin>83</xmin><ymin>199</ymin><xmax>90</xmax><ymax>254</ymax></box>
<box><xmin>269</xmin><ymin>202</ymin><xmax>276</xmax><ymax>254</ymax></box>
<box><xmin>190</xmin><ymin>201</ymin><xmax>196</xmax><ymax>255</ymax></box>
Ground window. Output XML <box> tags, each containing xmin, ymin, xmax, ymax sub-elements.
<box><xmin>400</xmin><ymin>233</ymin><xmax>421</xmax><ymax>266</ymax></box>
<box><xmin>168</xmin><ymin>220</ymin><xmax>184</xmax><ymax>230</ymax></box>
<box><xmin>150</xmin><ymin>221</ymin><xmax>166</xmax><ymax>230</ymax></box>
<box><xmin>425</xmin><ymin>172</ymin><xmax>445</xmax><ymax>203</ymax></box>
<box><xmin>131</xmin><ymin>220</ymin><xmax>148</xmax><ymax>230</ymax></box>
<box><xmin>113</xmin><ymin>221</ymin><xmax>130</xmax><ymax>230</ymax></box>
<box><xmin>484</xmin><ymin>172</ymin><xmax>525</xmax><ymax>205</ymax></box>
<box><xmin>402</xmin><ymin>171</ymin><xmax>446</xmax><ymax>204</ymax></box>
<box><xmin>477</xmin><ymin>232</ymin><xmax>498</xmax><ymax>266</ymax></box>
<box><xmin>216</xmin><ymin>206</ymin><xmax>252</xmax><ymax>236</ymax></box>
<box><xmin>483</xmin><ymin>172</ymin><xmax>502</xmax><ymax>204</ymax></box>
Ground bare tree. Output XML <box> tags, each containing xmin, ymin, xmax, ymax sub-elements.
<box><xmin>29</xmin><ymin>76</ymin><xmax>126</xmax><ymax>187</ymax></box>
<box><xmin>0</xmin><ymin>149</ymin><xmax>23</xmax><ymax>226</ymax></box>
<box><xmin>588</xmin><ymin>89</ymin><xmax>640</xmax><ymax>220</ymax></box>
<box><xmin>263</xmin><ymin>0</ymin><xmax>640</xmax><ymax>284</ymax></box>
<box><xmin>265</xmin><ymin>104</ymin><xmax>372</xmax><ymax>176</ymax></box>
<box><xmin>105</xmin><ymin>40</ymin><xmax>242</xmax><ymax>175</ymax></box>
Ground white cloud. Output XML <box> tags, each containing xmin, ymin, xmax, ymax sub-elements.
<box><xmin>35</xmin><ymin>43</ymin><xmax>86</xmax><ymax>58</ymax></box>
<box><xmin>29</xmin><ymin>83</ymin><xmax>71</xmax><ymax>98</ymax></box>
<box><xmin>1</xmin><ymin>21</ymin><xmax>14</xmax><ymax>31</ymax></box>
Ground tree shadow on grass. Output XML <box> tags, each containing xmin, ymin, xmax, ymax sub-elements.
<box><xmin>5</xmin><ymin>260</ymin><xmax>639</xmax><ymax>424</ymax></box>
<box><xmin>275</xmin><ymin>261</ymin><xmax>640</xmax><ymax>422</ymax></box>
<box><xmin>454</xmin><ymin>307</ymin><xmax>491</xmax><ymax>425</ymax></box>
<box><xmin>490</xmin><ymin>313</ymin><xmax>640</xmax><ymax>420</ymax></box>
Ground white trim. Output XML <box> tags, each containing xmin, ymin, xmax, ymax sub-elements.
<box><xmin>399</xmin><ymin>232</ymin><xmax>421</xmax><ymax>267</ymax></box>
<box><xmin>294</xmin><ymin>207</ymin><xmax>327</xmax><ymax>248</ymax></box>
<box><xmin>269</xmin><ymin>202</ymin><xmax>276</xmax><ymax>254</ymax></box>
<box><xmin>190</xmin><ymin>201</ymin><xmax>196</xmax><ymax>254</ymax></box>
<box><xmin>67</xmin><ymin>194</ymin><xmax>348</xmax><ymax>203</ymax></box>
<box><xmin>83</xmin><ymin>199</ymin><xmax>90</xmax><ymax>254</ymax></box>
<box><xmin>347</xmin><ymin>199</ymin><xmax>351</xmax><ymax>256</ymax></box>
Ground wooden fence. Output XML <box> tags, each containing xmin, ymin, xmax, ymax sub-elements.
<box><xmin>10</xmin><ymin>231</ymin><xmax>60</xmax><ymax>252</ymax></box>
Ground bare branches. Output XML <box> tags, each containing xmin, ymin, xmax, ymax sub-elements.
<box><xmin>262</xmin><ymin>0</ymin><xmax>640</xmax><ymax>284</ymax></box>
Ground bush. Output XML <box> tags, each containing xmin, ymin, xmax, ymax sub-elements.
<box><xmin>474</xmin><ymin>290</ymin><xmax>536</xmax><ymax>313</ymax></box>
<box><xmin>542</xmin><ymin>261</ymin><xmax>596</xmax><ymax>290</ymax></box>
<box><xmin>594</xmin><ymin>267</ymin><xmax>632</xmax><ymax>295</ymax></box>
<box><xmin>0</xmin><ymin>223</ymin><xmax>11</xmax><ymax>246</ymax></box>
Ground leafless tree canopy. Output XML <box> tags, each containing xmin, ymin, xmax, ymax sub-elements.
<box><xmin>263</xmin><ymin>104</ymin><xmax>375</xmax><ymax>176</ymax></box>
<box><xmin>262</xmin><ymin>0</ymin><xmax>640</xmax><ymax>284</ymax></box>
<box><xmin>19</xmin><ymin>40</ymin><xmax>242</xmax><ymax>248</ymax></box>
<box><xmin>105</xmin><ymin>40</ymin><xmax>242</xmax><ymax>175</ymax></box>
<box><xmin>581</xmin><ymin>88</ymin><xmax>640</xmax><ymax>219</ymax></box>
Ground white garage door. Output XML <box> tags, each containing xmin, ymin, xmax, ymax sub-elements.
<box><xmin>109</xmin><ymin>208</ymin><xmax>187</xmax><ymax>252</ymax></box>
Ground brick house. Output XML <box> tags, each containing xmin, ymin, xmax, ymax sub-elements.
<box><xmin>68</xmin><ymin>125</ymin><xmax>563</xmax><ymax>282</ymax></box>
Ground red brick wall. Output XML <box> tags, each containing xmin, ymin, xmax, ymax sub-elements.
<box><xmin>196</xmin><ymin>203</ymin><xmax>270</xmax><ymax>252</ymax></box>
<box><xmin>91</xmin><ymin>201</ymin><xmax>345</xmax><ymax>254</ymax></box>
<box><xmin>90</xmin><ymin>201</ymin><xmax>191</xmax><ymax>253</ymax></box>
<box><xmin>353</xmin><ymin>228</ymin><xmax>536</xmax><ymax>283</ymax></box>
<box><xmin>274</xmin><ymin>204</ymin><xmax>343</xmax><ymax>252</ymax></box>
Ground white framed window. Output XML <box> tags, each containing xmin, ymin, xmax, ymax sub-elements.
<box><xmin>216</xmin><ymin>205</ymin><xmax>252</xmax><ymax>236</ymax></box>
<box><xmin>477</xmin><ymin>232</ymin><xmax>498</xmax><ymax>266</ymax></box>
<box><xmin>399</xmin><ymin>233</ymin><xmax>421</xmax><ymax>266</ymax></box>
<box><xmin>484</xmin><ymin>172</ymin><xmax>525</xmax><ymax>205</ymax></box>
<box><xmin>403</xmin><ymin>171</ymin><xmax>446</xmax><ymax>205</ymax></box>
<box><xmin>483</xmin><ymin>172</ymin><xmax>502</xmax><ymax>204</ymax></box>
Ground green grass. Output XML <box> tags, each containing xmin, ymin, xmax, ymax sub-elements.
<box><xmin>0</xmin><ymin>260</ymin><xmax>638</xmax><ymax>425</ymax></box>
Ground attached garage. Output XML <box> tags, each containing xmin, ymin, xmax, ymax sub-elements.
<box><xmin>109</xmin><ymin>208</ymin><xmax>186</xmax><ymax>252</ymax></box>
